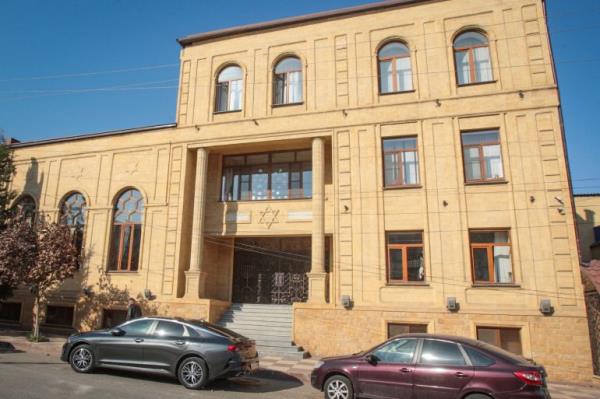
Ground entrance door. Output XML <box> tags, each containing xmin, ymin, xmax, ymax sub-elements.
<box><xmin>232</xmin><ymin>237</ymin><xmax>311</xmax><ymax>304</ymax></box>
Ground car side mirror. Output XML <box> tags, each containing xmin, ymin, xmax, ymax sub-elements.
<box><xmin>110</xmin><ymin>328</ymin><xmax>125</xmax><ymax>336</ymax></box>
<box><xmin>365</xmin><ymin>354</ymin><xmax>378</xmax><ymax>365</ymax></box>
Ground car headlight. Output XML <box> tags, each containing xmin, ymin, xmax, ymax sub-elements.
<box><xmin>313</xmin><ymin>361</ymin><xmax>324</xmax><ymax>369</ymax></box>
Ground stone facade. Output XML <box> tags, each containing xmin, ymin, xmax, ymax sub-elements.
<box><xmin>0</xmin><ymin>0</ymin><xmax>593</xmax><ymax>382</ymax></box>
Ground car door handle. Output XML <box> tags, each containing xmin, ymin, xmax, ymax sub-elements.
<box><xmin>174</xmin><ymin>340</ymin><xmax>186</xmax><ymax>346</ymax></box>
<box><xmin>400</xmin><ymin>367</ymin><xmax>411</xmax><ymax>373</ymax></box>
<box><xmin>455</xmin><ymin>372</ymin><xmax>467</xmax><ymax>378</ymax></box>
<box><xmin>135</xmin><ymin>338</ymin><xmax>144</xmax><ymax>343</ymax></box>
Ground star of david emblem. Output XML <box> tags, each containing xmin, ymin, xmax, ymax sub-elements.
<box><xmin>72</xmin><ymin>167</ymin><xmax>85</xmax><ymax>181</ymax></box>
<box><xmin>122</xmin><ymin>161</ymin><xmax>140</xmax><ymax>176</ymax></box>
<box><xmin>258</xmin><ymin>206</ymin><xmax>280</xmax><ymax>229</ymax></box>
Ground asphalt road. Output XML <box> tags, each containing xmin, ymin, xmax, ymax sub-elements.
<box><xmin>0</xmin><ymin>351</ymin><xmax>322</xmax><ymax>399</ymax></box>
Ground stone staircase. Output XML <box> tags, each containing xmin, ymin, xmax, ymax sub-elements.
<box><xmin>217</xmin><ymin>303</ymin><xmax>308</xmax><ymax>360</ymax></box>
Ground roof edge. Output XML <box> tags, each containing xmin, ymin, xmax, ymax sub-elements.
<box><xmin>10</xmin><ymin>123</ymin><xmax>177</xmax><ymax>149</ymax></box>
<box><xmin>177</xmin><ymin>0</ymin><xmax>434</xmax><ymax>47</ymax></box>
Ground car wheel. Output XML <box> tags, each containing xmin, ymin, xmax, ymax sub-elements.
<box><xmin>177</xmin><ymin>357</ymin><xmax>208</xmax><ymax>389</ymax></box>
<box><xmin>324</xmin><ymin>375</ymin><xmax>353</xmax><ymax>399</ymax></box>
<box><xmin>69</xmin><ymin>344</ymin><xmax>95</xmax><ymax>373</ymax></box>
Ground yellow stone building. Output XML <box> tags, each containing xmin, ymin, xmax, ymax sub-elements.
<box><xmin>0</xmin><ymin>0</ymin><xmax>593</xmax><ymax>381</ymax></box>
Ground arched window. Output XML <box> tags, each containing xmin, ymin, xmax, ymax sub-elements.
<box><xmin>215</xmin><ymin>65</ymin><xmax>243</xmax><ymax>113</ymax></box>
<box><xmin>378</xmin><ymin>42</ymin><xmax>413</xmax><ymax>94</ymax></box>
<box><xmin>12</xmin><ymin>194</ymin><xmax>36</xmax><ymax>225</ymax></box>
<box><xmin>59</xmin><ymin>192</ymin><xmax>87</xmax><ymax>263</ymax></box>
<box><xmin>453</xmin><ymin>31</ymin><xmax>493</xmax><ymax>85</ymax></box>
<box><xmin>108</xmin><ymin>189</ymin><xmax>144</xmax><ymax>272</ymax></box>
<box><xmin>273</xmin><ymin>57</ymin><xmax>303</xmax><ymax>105</ymax></box>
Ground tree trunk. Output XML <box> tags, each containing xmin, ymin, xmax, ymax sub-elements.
<box><xmin>33</xmin><ymin>296</ymin><xmax>40</xmax><ymax>341</ymax></box>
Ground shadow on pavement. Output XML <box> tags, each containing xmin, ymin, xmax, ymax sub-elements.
<box><xmin>95</xmin><ymin>368</ymin><xmax>304</xmax><ymax>393</ymax></box>
<box><xmin>211</xmin><ymin>370</ymin><xmax>304</xmax><ymax>393</ymax></box>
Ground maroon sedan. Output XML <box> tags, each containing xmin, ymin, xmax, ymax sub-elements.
<box><xmin>311</xmin><ymin>334</ymin><xmax>550</xmax><ymax>399</ymax></box>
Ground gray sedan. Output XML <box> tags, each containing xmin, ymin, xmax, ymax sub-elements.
<box><xmin>60</xmin><ymin>317</ymin><xmax>259</xmax><ymax>389</ymax></box>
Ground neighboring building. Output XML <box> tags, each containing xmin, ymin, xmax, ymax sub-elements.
<box><xmin>0</xmin><ymin>0</ymin><xmax>593</xmax><ymax>381</ymax></box>
<box><xmin>575</xmin><ymin>194</ymin><xmax>600</xmax><ymax>262</ymax></box>
<box><xmin>574</xmin><ymin>194</ymin><xmax>600</xmax><ymax>376</ymax></box>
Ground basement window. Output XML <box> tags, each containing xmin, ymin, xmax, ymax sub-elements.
<box><xmin>387</xmin><ymin>323</ymin><xmax>427</xmax><ymax>338</ymax></box>
<box><xmin>477</xmin><ymin>326</ymin><xmax>522</xmax><ymax>355</ymax></box>
<box><xmin>45</xmin><ymin>305</ymin><xmax>74</xmax><ymax>328</ymax></box>
<box><xmin>0</xmin><ymin>302</ymin><xmax>22</xmax><ymax>322</ymax></box>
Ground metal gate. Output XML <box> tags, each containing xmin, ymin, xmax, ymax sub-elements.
<box><xmin>232</xmin><ymin>237</ymin><xmax>310</xmax><ymax>304</ymax></box>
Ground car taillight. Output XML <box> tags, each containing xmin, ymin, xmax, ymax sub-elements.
<box><xmin>514</xmin><ymin>370</ymin><xmax>543</xmax><ymax>386</ymax></box>
<box><xmin>227</xmin><ymin>344</ymin><xmax>239</xmax><ymax>352</ymax></box>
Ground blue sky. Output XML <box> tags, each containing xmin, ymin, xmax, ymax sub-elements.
<box><xmin>0</xmin><ymin>0</ymin><xmax>598</xmax><ymax>193</ymax></box>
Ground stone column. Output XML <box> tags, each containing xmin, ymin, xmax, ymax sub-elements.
<box><xmin>308</xmin><ymin>137</ymin><xmax>327</xmax><ymax>303</ymax></box>
<box><xmin>185</xmin><ymin>147</ymin><xmax>209</xmax><ymax>299</ymax></box>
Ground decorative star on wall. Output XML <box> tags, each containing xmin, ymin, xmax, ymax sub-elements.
<box><xmin>71</xmin><ymin>167</ymin><xmax>85</xmax><ymax>181</ymax></box>
<box><xmin>122</xmin><ymin>161</ymin><xmax>140</xmax><ymax>176</ymax></box>
<box><xmin>258</xmin><ymin>206</ymin><xmax>280</xmax><ymax>229</ymax></box>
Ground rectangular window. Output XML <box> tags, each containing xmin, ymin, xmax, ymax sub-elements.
<box><xmin>383</xmin><ymin>137</ymin><xmax>419</xmax><ymax>187</ymax></box>
<box><xmin>387</xmin><ymin>323</ymin><xmax>428</xmax><ymax>338</ymax></box>
<box><xmin>387</xmin><ymin>232</ymin><xmax>425</xmax><ymax>283</ymax></box>
<box><xmin>221</xmin><ymin>150</ymin><xmax>312</xmax><ymax>201</ymax></box>
<box><xmin>470</xmin><ymin>230</ymin><xmax>513</xmax><ymax>284</ymax></box>
<box><xmin>0</xmin><ymin>302</ymin><xmax>22</xmax><ymax>322</ymax></box>
<box><xmin>108</xmin><ymin>224</ymin><xmax>140</xmax><ymax>272</ymax></box>
<box><xmin>102</xmin><ymin>309</ymin><xmax>127</xmax><ymax>328</ymax></box>
<box><xmin>45</xmin><ymin>305</ymin><xmax>74</xmax><ymax>327</ymax></box>
<box><xmin>477</xmin><ymin>326</ymin><xmax>522</xmax><ymax>355</ymax></box>
<box><xmin>462</xmin><ymin>130</ymin><xmax>504</xmax><ymax>182</ymax></box>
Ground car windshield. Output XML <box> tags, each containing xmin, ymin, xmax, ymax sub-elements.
<box><xmin>187</xmin><ymin>320</ymin><xmax>246</xmax><ymax>340</ymax></box>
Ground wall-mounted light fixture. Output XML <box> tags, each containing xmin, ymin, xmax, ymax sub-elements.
<box><xmin>144</xmin><ymin>289</ymin><xmax>156</xmax><ymax>301</ymax></box>
<box><xmin>447</xmin><ymin>297</ymin><xmax>459</xmax><ymax>312</ymax></box>
<box><xmin>539</xmin><ymin>299</ymin><xmax>554</xmax><ymax>316</ymax></box>
<box><xmin>341</xmin><ymin>295</ymin><xmax>353</xmax><ymax>310</ymax></box>
<box><xmin>82</xmin><ymin>287</ymin><xmax>93</xmax><ymax>298</ymax></box>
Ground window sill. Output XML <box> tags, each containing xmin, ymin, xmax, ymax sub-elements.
<box><xmin>379</xmin><ymin>89</ymin><xmax>416</xmax><ymax>96</ymax></box>
<box><xmin>386</xmin><ymin>282</ymin><xmax>430</xmax><ymax>287</ymax></box>
<box><xmin>220</xmin><ymin>198</ymin><xmax>312</xmax><ymax>203</ymax></box>
<box><xmin>0</xmin><ymin>320</ymin><xmax>21</xmax><ymax>325</ymax></box>
<box><xmin>213</xmin><ymin>109</ymin><xmax>242</xmax><ymax>115</ymax></box>
<box><xmin>106</xmin><ymin>271</ymin><xmax>140</xmax><ymax>274</ymax></box>
<box><xmin>42</xmin><ymin>323</ymin><xmax>73</xmax><ymax>329</ymax></box>
<box><xmin>457</xmin><ymin>80</ymin><xmax>497</xmax><ymax>87</ymax></box>
<box><xmin>464</xmin><ymin>180</ymin><xmax>508</xmax><ymax>186</ymax></box>
<box><xmin>471</xmin><ymin>283</ymin><xmax>521</xmax><ymax>288</ymax></box>
<box><xmin>384</xmin><ymin>185</ymin><xmax>422</xmax><ymax>191</ymax></box>
<box><xmin>272</xmin><ymin>102</ymin><xmax>304</xmax><ymax>108</ymax></box>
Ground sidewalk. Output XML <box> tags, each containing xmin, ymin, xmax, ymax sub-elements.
<box><xmin>1</xmin><ymin>332</ymin><xmax>599</xmax><ymax>398</ymax></box>
<box><xmin>0</xmin><ymin>333</ymin><xmax>65</xmax><ymax>357</ymax></box>
<box><xmin>550</xmin><ymin>382</ymin><xmax>600</xmax><ymax>399</ymax></box>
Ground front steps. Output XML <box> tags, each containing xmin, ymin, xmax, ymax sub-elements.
<box><xmin>217</xmin><ymin>303</ymin><xmax>308</xmax><ymax>360</ymax></box>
